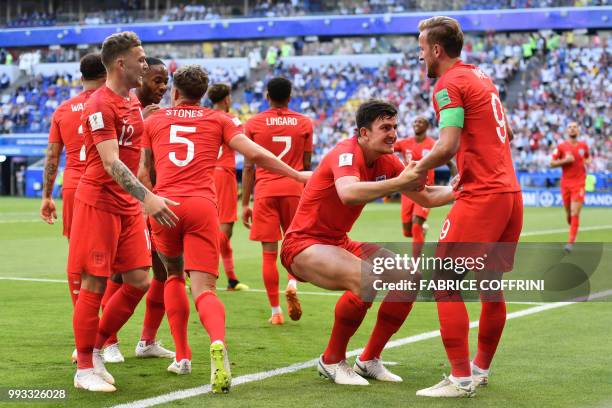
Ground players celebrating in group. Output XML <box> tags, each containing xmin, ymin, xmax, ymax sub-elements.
<box><xmin>41</xmin><ymin>15</ymin><xmax>529</xmax><ymax>398</ymax></box>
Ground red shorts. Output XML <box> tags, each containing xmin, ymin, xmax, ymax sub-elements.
<box><xmin>250</xmin><ymin>196</ymin><xmax>300</xmax><ymax>242</ymax></box>
<box><xmin>435</xmin><ymin>191</ymin><xmax>523</xmax><ymax>272</ymax></box>
<box><xmin>214</xmin><ymin>167</ymin><xmax>237</xmax><ymax>224</ymax></box>
<box><xmin>281</xmin><ymin>234</ymin><xmax>381</xmax><ymax>281</ymax></box>
<box><xmin>561</xmin><ymin>184</ymin><xmax>585</xmax><ymax>207</ymax></box>
<box><xmin>62</xmin><ymin>188</ymin><xmax>76</xmax><ymax>239</ymax></box>
<box><xmin>150</xmin><ymin>196</ymin><xmax>219</xmax><ymax>276</ymax></box>
<box><xmin>400</xmin><ymin>194</ymin><xmax>430</xmax><ymax>223</ymax></box>
<box><xmin>67</xmin><ymin>199</ymin><xmax>151</xmax><ymax>277</ymax></box>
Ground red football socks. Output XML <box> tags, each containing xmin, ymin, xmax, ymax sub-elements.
<box><xmin>569</xmin><ymin>215</ymin><xmax>579</xmax><ymax>244</ymax></box>
<box><xmin>436</xmin><ymin>297</ymin><xmax>471</xmax><ymax>378</ymax></box>
<box><xmin>165</xmin><ymin>277</ymin><xmax>191</xmax><ymax>361</ymax></box>
<box><xmin>474</xmin><ymin>301</ymin><xmax>506</xmax><ymax>370</ymax></box>
<box><xmin>323</xmin><ymin>291</ymin><xmax>371</xmax><ymax>364</ymax></box>
<box><xmin>101</xmin><ymin>279</ymin><xmax>122</xmax><ymax>346</ymax></box>
<box><xmin>262</xmin><ymin>250</ymin><xmax>280</xmax><ymax>308</ymax></box>
<box><xmin>140</xmin><ymin>277</ymin><xmax>166</xmax><ymax>344</ymax></box>
<box><xmin>411</xmin><ymin>223</ymin><xmax>425</xmax><ymax>258</ymax></box>
<box><xmin>219</xmin><ymin>232</ymin><xmax>237</xmax><ymax>281</ymax></box>
<box><xmin>95</xmin><ymin>284</ymin><xmax>147</xmax><ymax>350</ymax></box>
<box><xmin>73</xmin><ymin>288</ymin><xmax>103</xmax><ymax>369</ymax></box>
<box><xmin>67</xmin><ymin>271</ymin><xmax>81</xmax><ymax>307</ymax></box>
<box><xmin>195</xmin><ymin>291</ymin><xmax>226</xmax><ymax>344</ymax></box>
<box><xmin>360</xmin><ymin>299</ymin><xmax>414</xmax><ymax>361</ymax></box>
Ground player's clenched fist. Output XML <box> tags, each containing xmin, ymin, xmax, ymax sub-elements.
<box><xmin>398</xmin><ymin>162</ymin><xmax>427</xmax><ymax>191</ymax></box>
<box><xmin>144</xmin><ymin>192</ymin><xmax>179</xmax><ymax>227</ymax></box>
<box><xmin>241</xmin><ymin>205</ymin><xmax>253</xmax><ymax>229</ymax></box>
<box><xmin>40</xmin><ymin>197</ymin><xmax>58</xmax><ymax>224</ymax></box>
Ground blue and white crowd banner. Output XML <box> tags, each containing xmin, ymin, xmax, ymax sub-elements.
<box><xmin>522</xmin><ymin>189</ymin><xmax>612</xmax><ymax>208</ymax></box>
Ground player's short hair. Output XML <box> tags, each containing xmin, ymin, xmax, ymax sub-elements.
<box><xmin>356</xmin><ymin>100</ymin><xmax>398</xmax><ymax>131</ymax></box>
<box><xmin>173</xmin><ymin>65</ymin><xmax>209</xmax><ymax>101</ymax></box>
<box><xmin>267</xmin><ymin>77</ymin><xmax>292</xmax><ymax>103</ymax></box>
<box><xmin>145</xmin><ymin>57</ymin><xmax>165</xmax><ymax>67</ymax></box>
<box><xmin>101</xmin><ymin>31</ymin><xmax>142</xmax><ymax>68</ymax></box>
<box><xmin>418</xmin><ymin>16</ymin><xmax>464</xmax><ymax>58</ymax></box>
<box><xmin>80</xmin><ymin>53</ymin><xmax>106</xmax><ymax>80</ymax></box>
<box><xmin>207</xmin><ymin>83</ymin><xmax>231</xmax><ymax>104</ymax></box>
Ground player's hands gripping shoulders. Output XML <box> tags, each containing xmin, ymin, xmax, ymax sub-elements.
<box><xmin>241</xmin><ymin>205</ymin><xmax>253</xmax><ymax>229</ymax></box>
<box><xmin>398</xmin><ymin>160</ymin><xmax>427</xmax><ymax>191</ymax></box>
<box><xmin>40</xmin><ymin>198</ymin><xmax>57</xmax><ymax>224</ymax></box>
<box><xmin>144</xmin><ymin>192</ymin><xmax>180</xmax><ymax>228</ymax></box>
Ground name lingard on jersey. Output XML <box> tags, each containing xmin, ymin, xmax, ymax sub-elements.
<box><xmin>265</xmin><ymin>117</ymin><xmax>298</xmax><ymax>126</ymax></box>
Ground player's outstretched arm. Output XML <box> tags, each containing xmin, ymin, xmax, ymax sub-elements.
<box><xmin>403</xmin><ymin>185</ymin><xmax>454</xmax><ymax>208</ymax></box>
<box><xmin>413</xmin><ymin>126</ymin><xmax>461</xmax><ymax>176</ymax></box>
<box><xmin>229</xmin><ymin>134</ymin><xmax>311</xmax><ymax>183</ymax></box>
<box><xmin>137</xmin><ymin>147</ymin><xmax>156</xmax><ymax>191</ymax></box>
<box><xmin>40</xmin><ymin>141</ymin><xmax>63</xmax><ymax>224</ymax></box>
<box><xmin>96</xmin><ymin>139</ymin><xmax>179</xmax><ymax>227</ymax></box>
<box><xmin>335</xmin><ymin>175</ymin><xmax>405</xmax><ymax>206</ymax></box>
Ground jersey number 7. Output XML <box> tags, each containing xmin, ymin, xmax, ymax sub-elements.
<box><xmin>272</xmin><ymin>136</ymin><xmax>292</xmax><ymax>160</ymax></box>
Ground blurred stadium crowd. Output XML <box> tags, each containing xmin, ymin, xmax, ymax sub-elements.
<box><xmin>4</xmin><ymin>0</ymin><xmax>609</xmax><ymax>28</ymax></box>
<box><xmin>0</xmin><ymin>29</ymin><xmax>609</xmax><ymax>173</ymax></box>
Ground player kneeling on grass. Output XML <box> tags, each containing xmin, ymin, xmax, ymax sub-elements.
<box><xmin>139</xmin><ymin>64</ymin><xmax>311</xmax><ymax>393</ymax></box>
<box><xmin>280</xmin><ymin>100</ymin><xmax>455</xmax><ymax>385</ymax></box>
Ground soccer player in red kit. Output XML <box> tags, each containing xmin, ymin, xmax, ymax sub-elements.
<box><xmin>40</xmin><ymin>53</ymin><xmax>106</xmax><ymax>363</ymax></box>
<box><xmin>281</xmin><ymin>100</ymin><xmax>454</xmax><ymax>385</ymax></box>
<box><xmin>394</xmin><ymin>116</ymin><xmax>456</xmax><ymax>258</ymax></box>
<box><xmin>409</xmin><ymin>17</ymin><xmax>523</xmax><ymax>397</ymax></box>
<box><xmin>139</xmin><ymin>65</ymin><xmax>310</xmax><ymax>392</ymax></box>
<box><xmin>101</xmin><ymin>56</ymin><xmax>174</xmax><ymax>364</ymax></box>
<box><xmin>207</xmin><ymin>83</ymin><xmax>248</xmax><ymax>291</ymax></box>
<box><xmin>243</xmin><ymin>77</ymin><xmax>313</xmax><ymax>324</ymax></box>
<box><xmin>68</xmin><ymin>32</ymin><xmax>178</xmax><ymax>392</ymax></box>
<box><xmin>550</xmin><ymin>122</ymin><xmax>590</xmax><ymax>252</ymax></box>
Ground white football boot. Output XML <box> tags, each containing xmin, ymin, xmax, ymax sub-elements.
<box><xmin>317</xmin><ymin>356</ymin><xmax>369</xmax><ymax>385</ymax></box>
<box><xmin>135</xmin><ymin>340</ymin><xmax>175</xmax><ymax>359</ymax></box>
<box><xmin>93</xmin><ymin>349</ymin><xmax>116</xmax><ymax>385</ymax></box>
<box><xmin>416</xmin><ymin>374</ymin><xmax>475</xmax><ymax>397</ymax></box>
<box><xmin>210</xmin><ymin>341</ymin><xmax>231</xmax><ymax>394</ymax></box>
<box><xmin>102</xmin><ymin>343</ymin><xmax>124</xmax><ymax>363</ymax></box>
<box><xmin>167</xmin><ymin>359</ymin><xmax>192</xmax><ymax>375</ymax></box>
<box><xmin>471</xmin><ymin>363</ymin><xmax>489</xmax><ymax>387</ymax></box>
<box><xmin>74</xmin><ymin>369</ymin><xmax>116</xmax><ymax>392</ymax></box>
<box><xmin>353</xmin><ymin>357</ymin><xmax>402</xmax><ymax>382</ymax></box>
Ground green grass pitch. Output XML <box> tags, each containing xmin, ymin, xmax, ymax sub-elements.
<box><xmin>0</xmin><ymin>197</ymin><xmax>610</xmax><ymax>408</ymax></box>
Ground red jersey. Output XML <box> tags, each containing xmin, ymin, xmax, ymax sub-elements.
<box><xmin>433</xmin><ymin>61</ymin><xmax>520</xmax><ymax>198</ymax></box>
<box><xmin>394</xmin><ymin>136</ymin><xmax>436</xmax><ymax>184</ymax></box>
<box><xmin>216</xmin><ymin>143</ymin><xmax>236</xmax><ymax>169</ymax></box>
<box><xmin>552</xmin><ymin>140</ymin><xmax>589</xmax><ymax>188</ymax></box>
<box><xmin>76</xmin><ymin>85</ymin><xmax>144</xmax><ymax>215</ymax></box>
<box><xmin>245</xmin><ymin>107</ymin><xmax>313</xmax><ymax>198</ymax></box>
<box><xmin>143</xmin><ymin>105</ymin><xmax>243</xmax><ymax>201</ymax></box>
<box><xmin>286</xmin><ymin>137</ymin><xmax>404</xmax><ymax>241</ymax></box>
<box><xmin>48</xmin><ymin>90</ymin><xmax>95</xmax><ymax>190</ymax></box>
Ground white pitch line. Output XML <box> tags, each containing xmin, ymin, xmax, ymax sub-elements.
<box><xmin>111</xmin><ymin>288</ymin><xmax>612</xmax><ymax>408</ymax></box>
<box><xmin>520</xmin><ymin>225</ymin><xmax>612</xmax><ymax>236</ymax></box>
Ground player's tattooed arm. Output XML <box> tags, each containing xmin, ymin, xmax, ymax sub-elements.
<box><xmin>110</xmin><ymin>160</ymin><xmax>148</xmax><ymax>201</ymax></box>
<box><xmin>42</xmin><ymin>142</ymin><xmax>63</xmax><ymax>199</ymax></box>
<box><xmin>137</xmin><ymin>147</ymin><xmax>156</xmax><ymax>191</ymax></box>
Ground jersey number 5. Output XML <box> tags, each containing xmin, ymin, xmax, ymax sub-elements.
<box><xmin>169</xmin><ymin>124</ymin><xmax>195</xmax><ymax>167</ymax></box>
<box><xmin>272</xmin><ymin>136</ymin><xmax>292</xmax><ymax>160</ymax></box>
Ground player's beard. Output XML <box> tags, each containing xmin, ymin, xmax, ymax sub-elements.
<box><xmin>426</xmin><ymin>60</ymin><xmax>439</xmax><ymax>79</ymax></box>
